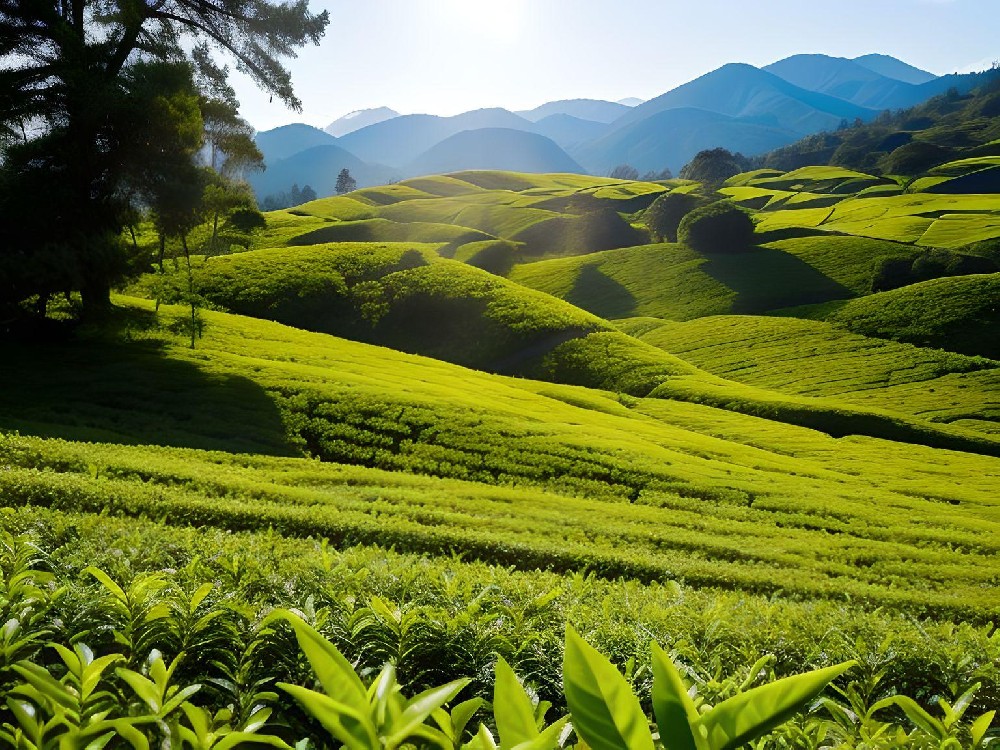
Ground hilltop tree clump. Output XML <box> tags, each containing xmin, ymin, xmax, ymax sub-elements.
<box><xmin>643</xmin><ymin>191</ymin><xmax>706</xmax><ymax>242</ymax></box>
<box><xmin>679</xmin><ymin>148</ymin><xmax>752</xmax><ymax>187</ymax></box>
<box><xmin>0</xmin><ymin>0</ymin><xmax>329</xmax><ymax>316</ymax></box>
<box><xmin>677</xmin><ymin>200</ymin><xmax>756</xmax><ymax>253</ymax></box>
<box><xmin>608</xmin><ymin>164</ymin><xmax>640</xmax><ymax>180</ymax></box>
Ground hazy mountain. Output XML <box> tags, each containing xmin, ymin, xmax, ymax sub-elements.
<box><xmin>248</xmin><ymin>144</ymin><xmax>397</xmax><ymax>199</ymax></box>
<box><xmin>324</xmin><ymin>107</ymin><xmax>399</xmax><ymax>137</ymax></box>
<box><xmin>852</xmin><ymin>54</ymin><xmax>937</xmax><ymax>85</ymax></box>
<box><xmin>254</xmin><ymin>123</ymin><xmax>338</xmax><ymax>163</ymax></box>
<box><xmin>574</xmin><ymin>107</ymin><xmax>794</xmax><ymax>176</ymax></box>
<box><xmin>764</xmin><ymin>54</ymin><xmax>914</xmax><ymax>109</ymax></box>
<box><xmin>617</xmin><ymin>97</ymin><xmax>644</xmax><ymax>107</ymax></box>
<box><xmin>611</xmin><ymin>63</ymin><xmax>877</xmax><ymax>136</ymax></box>
<box><xmin>530</xmin><ymin>114</ymin><xmax>609</xmax><ymax>150</ymax></box>
<box><xmin>338</xmin><ymin>108</ymin><xmax>534</xmax><ymax>166</ymax></box>
<box><xmin>766</xmin><ymin>55</ymin><xmax>984</xmax><ymax>111</ymax></box>
<box><xmin>406</xmin><ymin>128</ymin><xmax>585</xmax><ymax>177</ymax></box>
<box><xmin>517</xmin><ymin>99</ymin><xmax>631</xmax><ymax>124</ymax></box>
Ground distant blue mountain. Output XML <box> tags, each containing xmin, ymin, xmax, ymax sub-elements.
<box><xmin>248</xmin><ymin>144</ymin><xmax>397</xmax><ymax>199</ymax></box>
<box><xmin>852</xmin><ymin>54</ymin><xmax>937</xmax><ymax>85</ymax></box>
<box><xmin>324</xmin><ymin>107</ymin><xmax>399</xmax><ymax>137</ymax></box>
<box><xmin>516</xmin><ymin>99</ymin><xmax>631</xmax><ymax>124</ymax></box>
<box><xmin>531</xmin><ymin>114</ymin><xmax>610</xmax><ymax>150</ymax></box>
<box><xmin>254</xmin><ymin>123</ymin><xmax>338</xmax><ymax>163</ymax></box>
<box><xmin>339</xmin><ymin>108</ymin><xmax>534</xmax><ymax>167</ymax></box>
<box><xmin>406</xmin><ymin>128</ymin><xmax>585</xmax><ymax>177</ymax></box>
<box><xmin>574</xmin><ymin>108</ymin><xmax>795</xmax><ymax>175</ymax></box>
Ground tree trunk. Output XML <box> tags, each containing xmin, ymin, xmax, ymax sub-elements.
<box><xmin>181</xmin><ymin>233</ymin><xmax>197</xmax><ymax>349</ymax></box>
<box><xmin>80</xmin><ymin>278</ymin><xmax>112</xmax><ymax>319</ymax></box>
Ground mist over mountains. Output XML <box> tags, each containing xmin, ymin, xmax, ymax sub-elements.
<box><xmin>249</xmin><ymin>53</ymin><xmax>988</xmax><ymax>200</ymax></box>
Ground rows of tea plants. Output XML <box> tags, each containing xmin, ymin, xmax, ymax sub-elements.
<box><xmin>1</xmin><ymin>431</ymin><xmax>999</xmax><ymax>621</ymax></box>
<box><xmin>1</xmin><ymin>512</ymin><xmax>998</xmax><ymax>748</ymax></box>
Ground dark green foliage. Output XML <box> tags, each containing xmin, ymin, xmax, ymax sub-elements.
<box><xmin>871</xmin><ymin>249</ymin><xmax>997</xmax><ymax>292</ymax></box>
<box><xmin>677</xmin><ymin>201</ymin><xmax>756</xmax><ymax>253</ymax></box>
<box><xmin>679</xmin><ymin>149</ymin><xmax>751</xmax><ymax>187</ymax></box>
<box><xmin>336</xmin><ymin>168</ymin><xmax>358</xmax><ymax>195</ymax></box>
<box><xmin>880</xmin><ymin>141</ymin><xmax>957</xmax><ymax>175</ymax></box>
<box><xmin>609</xmin><ymin>165</ymin><xmax>640</xmax><ymax>180</ymax></box>
<box><xmin>761</xmin><ymin>68</ymin><xmax>1000</xmax><ymax>174</ymax></box>
<box><xmin>643</xmin><ymin>192</ymin><xmax>706</xmax><ymax>242</ymax></box>
<box><xmin>0</xmin><ymin>0</ymin><xmax>327</xmax><ymax>315</ymax></box>
<box><xmin>261</xmin><ymin>184</ymin><xmax>320</xmax><ymax>210</ymax></box>
<box><xmin>829</xmin><ymin>273</ymin><xmax>1000</xmax><ymax>359</ymax></box>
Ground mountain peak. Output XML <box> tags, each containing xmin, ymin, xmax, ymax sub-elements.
<box><xmin>325</xmin><ymin>107</ymin><xmax>399</xmax><ymax>137</ymax></box>
<box><xmin>852</xmin><ymin>54</ymin><xmax>937</xmax><ymax>85</ymax></box>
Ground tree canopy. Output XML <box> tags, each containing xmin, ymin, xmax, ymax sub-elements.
<box><xmin>0</xmin><ymin>0</ymin><xmax>329</xmax><ymax>315</ymax></box>
<box><xmin>677</xmin><ymin>200</ymin><xmax>756</xmax><ymax>253</ymax></box>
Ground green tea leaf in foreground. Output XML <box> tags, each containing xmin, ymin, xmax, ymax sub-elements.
<box><xmin>563</xmin><ymin>625</ymin><xmax>654</xmax><ymax>750</ymax></box>
<box><xmin>695</xmin><ymin>660</ymin><xmax>856</xmax><ymax>750</ymax></box>
<box><xmin>651</xmin><ymin>642</ymin><xmax>706</xmax><ymax>750</ymax></box>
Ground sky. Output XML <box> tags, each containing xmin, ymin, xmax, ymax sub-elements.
<box><xmin>230</xmin><ymin>0</ymin><xmax>1000</xmax><ymax>132</ymax></box>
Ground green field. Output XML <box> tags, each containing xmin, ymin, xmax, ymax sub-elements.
<box><xmin>5</xmin><ymin>165</ymin><xmax>1000</xmax><ymax>747</ymax></box>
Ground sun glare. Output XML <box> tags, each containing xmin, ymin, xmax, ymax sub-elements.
<box><xmin>443</xmin><ymin>0</ymin><xmax>527</xmax><ymax>43</ymax></box>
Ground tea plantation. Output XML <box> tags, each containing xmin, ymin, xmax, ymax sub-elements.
<box><xmin>3</xmin><ymin>164</ymin><xmax>999</xmax><ymax>747</ymax></box>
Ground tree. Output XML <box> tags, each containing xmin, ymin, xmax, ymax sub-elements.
<box><xmin>643</xmin><ymin>191</ymin><xmax>705</xmax><ymax>242</ymax></box>
<box><xmin>0</xmin><ymin>0</ymin><xmax>329</xmax><ymax>315</ymax></box>
<box><xmin>300</xmin><ymin>185</ymin><xmax>318</xmax><ymax>203</ymax></box>
<box><xmin>641</xmin><ymin>168</ymin><xmax>673</xmax><ymax>181</ymax></box>
<box><xmin>677</xmin><ymin>200</ymin><xmax>756</xmax><ymax>253</ymax></box>
<box><xmin>679</xmin><ymin>148</ymin><xmax>751</xmax><ymax>187</ymax></box>
<box><xmin>335</xmin><ymin>168</ymin><xmax>357</xmax><ymax>195</ymax></box>
<box><xmin>608</xmin><ymin>164</ymin><xmax>639</xmax><ymax>180</ymax></box>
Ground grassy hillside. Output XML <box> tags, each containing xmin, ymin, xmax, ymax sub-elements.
<box><xmin>822</xmin><ymin>273</ymin><xmax>1000</xmax><ymax>359</ymax></box>
<box><xmin>621</xmin><ymin>315</ymin><xmax>999</xmax><ymax>435</ymax></box>
<box><xmin>2</xmin><ymin>299</ymin><xmax>1000</xmax><ymax>622</ymax></box>
<box><xmin>150</xmin><ymin>243</ymin><xmax>608</xmax><ymax>372</ymax></box>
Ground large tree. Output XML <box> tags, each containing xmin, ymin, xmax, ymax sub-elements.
<box><xmin>0</xmin><ymin>0</ymin><xmax>328</xmax><ymax>315</ymax></box>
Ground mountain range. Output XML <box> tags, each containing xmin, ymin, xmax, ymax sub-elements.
<box><xmin>249</xmin><ymin>53</ymin><xmax>989</xmax><ymax>200</ymax></box>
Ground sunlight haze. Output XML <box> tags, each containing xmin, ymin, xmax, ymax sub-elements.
<box><xmin>230</xmin><ymin>0</ymin><xmax>1000</xmax><ymax>132</ymax></box>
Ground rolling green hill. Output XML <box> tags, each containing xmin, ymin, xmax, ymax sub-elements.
<box><xmin>621</xmin><ymin>315</ymin><xmax>999</xmax><ymax>435</ymax></box>
<box><xmin>822</xmin><ymin>273</ymin><xmax>1000</xmax><ymax>359</ymax></box>
<box><xmin>2</xmin><ymin>298</ymin><xmax>999</xmax><ymax>623</ymax></box>
<box><xmin>6</xmin><ymin>161</ymin><xmax>1000</xmax><ymax>733</ymax></box>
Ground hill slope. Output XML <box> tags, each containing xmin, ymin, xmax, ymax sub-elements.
<box><xmin>853</xmin><ymin>53</ymin><xmax>937</xmax><ymax>85</ymax></box>
<box><xmin>247</xmin><ymin>144</ymin><xmax>396</xmax><ymax>198</ymax></box>
<box><xmin>575</xmin><ymin>107</ymin><xmax>795</xmax><ymax>175</ymax></box>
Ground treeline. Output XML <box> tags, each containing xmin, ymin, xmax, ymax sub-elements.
<box><xmin>760</xmin><ymin>67</ymin><xmax>1000</xmax><ymax>174</ymax></box>
<box><xmin>260</xmin><ymin>183</ymin><xmax>318</xmax><ymax>211</ymax></box>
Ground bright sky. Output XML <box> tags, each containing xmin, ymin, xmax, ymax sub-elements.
<box><xmin>230</xmin><ymin>0</ymin><xmax>1000</xmax><ymax>132</ymax></box>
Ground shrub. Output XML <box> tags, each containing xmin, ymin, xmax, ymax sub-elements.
<box><xmin>677</xmin><ymin>200</ymin><xmax>755</xmax><ymax>253</ymax></box>
<box><xmin>643</xmin><ymin>191</ymin><xmax>705</xmax><ymax>242</ymax></box>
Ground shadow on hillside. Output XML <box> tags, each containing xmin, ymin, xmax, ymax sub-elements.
<box><xmin>701</xmin><ymin>247</ymin><xmax>855</xmax><ymax>314</ymax></box>
<box><xmin>0</xmin><ymin>333</ymin><xmax>296</xmax><ymax>457</ymax></box>
<box><xmin>566</xmin><ymin>265</ymin><xmax>637</xmax><ymax>319</ymax></box>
